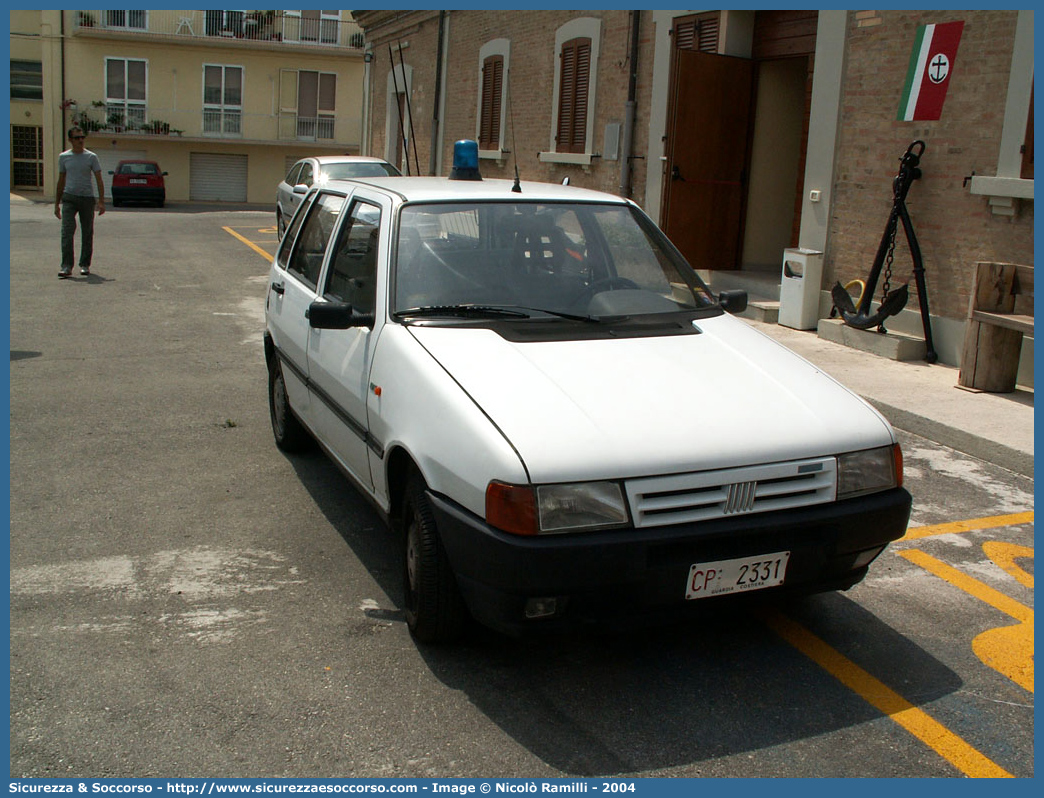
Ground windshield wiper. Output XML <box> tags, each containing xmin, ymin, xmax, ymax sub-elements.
<box><xmin>396</xmin><ymin>304</ymin><xmax>532</xmax><ymax>319</ymax></box>
<box><xmin>396</xmin><ymin>304</ymin><xmax>609</xmax><ymax>323</ymax></box>
<box><xmin>515</xmin><ymin>306</ymin><xmax>603</xmax><ymax>323</ymax></box>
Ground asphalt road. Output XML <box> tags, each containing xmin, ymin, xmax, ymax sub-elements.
<box><xmin>7</xmin><ymin>202</ymin><xmax>1034</xmax><ymax>778</ymax></box>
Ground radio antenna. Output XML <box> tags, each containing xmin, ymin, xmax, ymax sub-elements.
<box><xmin>397</xmin><ymin>40</ymin><xmax>421</xmax><ymax>174</ymax></box>
<box><xmin>507</xmin><ymin>67</ymin><xmax>521</xmax><ymax>193</ymax></box>
<box><xmin>387</xmin><ymin>45</ymin><xmax>411</xmax><ymax>175</ymax></box>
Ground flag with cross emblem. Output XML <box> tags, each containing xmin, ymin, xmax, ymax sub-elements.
<box><xmin>898</xmin><ymin>20</ymin><xmax>965</xmax><ymax>121</ymax></box>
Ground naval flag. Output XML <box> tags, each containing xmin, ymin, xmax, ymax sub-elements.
<box><xmin>897</xmin><ymin>21</ymin><xmax>965</xmax><ymax>121</ymax></box>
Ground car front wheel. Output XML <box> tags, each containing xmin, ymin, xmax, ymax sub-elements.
<box><xmin>268</xmin><ymin>357</ymin><xmax>310</xmax><ymax>452</ymax></box>
<box><xmin>276</xmin><ymin>209</ymin><xmax>285</xmax><ymax>238</ymax></box>
<box><xmin>402</xmin><ymin>474</ymin><xmax>468</xmax><ymax>643</ymax></box>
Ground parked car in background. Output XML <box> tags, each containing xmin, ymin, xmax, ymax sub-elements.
<box><xmin>263</xmin><ymin>141</ymin><xmax>912</xmax><ymax>643</ymax></box>
<box><xmin>109</xmin><ymin>160</ymin><xmax>167</xmax><ymax>207</ymax></box>
<box><xmin>276</xmin><ymin>155</ymin><xmax>400</xmax><ymax>237</ymax></box>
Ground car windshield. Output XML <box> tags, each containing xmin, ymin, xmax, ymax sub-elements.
<box><xmin>393</xmin><ymin>201</ymin><xmax>716</xmax><ymax>319</ymax></box>
<box><xmin>322</xmin><ymin>162</ymin><xmax>401</xmax><ymax>180</ymax></box>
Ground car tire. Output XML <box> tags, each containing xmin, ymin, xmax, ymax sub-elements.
<box><xmin>112</xmin><ymin>197</ymin><xmax>121</xmax><ymax>208</ymax></box>
<box><xmin>268</xmin><ymin>358</ymin><xmax>310</xmax><ymax>452</ymax></box>
<box><xmin>276</xmin><ymin>210</ymin><xmax>285</xmax><ymax>239</ymax></box>
<box><xmin>402</xmin><ymin>474</ymin><xmax>468</xmax><ymax>643</ymax></box>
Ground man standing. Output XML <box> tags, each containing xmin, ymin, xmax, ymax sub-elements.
<box><xmin>54</xmin><ymin>126</ymin><xmax>106</xmax><ymax>278</ymax></box>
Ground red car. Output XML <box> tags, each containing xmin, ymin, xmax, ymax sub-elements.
<box><xmin>109</xmin><ymin>160</ymin><xmax>167</xmax><ymax>207</ymax></box>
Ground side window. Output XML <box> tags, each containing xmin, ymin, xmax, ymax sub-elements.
<box><xmin>1022</xmin><ymin>83</ymin><xmax>1034</xmax><ymax>180</ymax></box>
<box><xmin>284</xmin><ymin>193</ymin><xmax>345</xmax><ymax>289</ymax></box>
<box><xmin>324</xmin><ymin>201</ymin><xmax>381</xmax><ymax>313</ymax></box>
<box><xmin>285</xmin><ymin>163</ymin><xmax>303</xmax><ymax>185</ymax></box>
<box><xmin>275</xmin><ymin>194</ymin><xmax>315</xmax><ymax>269</ymax></box>
<box><xmin>299</xmin><ymin>162</ymin><xmax>314</xmax><ymax>187</ymax></box>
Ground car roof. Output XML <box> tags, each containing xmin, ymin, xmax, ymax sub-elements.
<box><xmin>303</xmin><ymin>155</ymin><xmax>394</xmax><ymax>166</ymax></box>
<box><xmin>117</xmin><ymin>159</ymin><xmax>160</xmax><ymax>165</ymax></box>
<box><xmin>321</xmin><ymin>176</ymin><xmax>632</xmax><ymax>205</ymax></box>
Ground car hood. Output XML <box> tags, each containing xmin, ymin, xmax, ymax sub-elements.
<box><xmin>407</xmin><ymin>315</ymin><xmax>894</xmax><ymax>483</ymax></box>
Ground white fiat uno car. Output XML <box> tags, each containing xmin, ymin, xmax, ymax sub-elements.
<box><xmin>264</xmin><ymin>141</ymin><xmax>911</xmax><ymax>642</ymax></box>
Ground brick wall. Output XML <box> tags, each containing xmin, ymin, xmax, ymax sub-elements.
<box><xmin>363</xmin><ymin>10</ymin><xmax>655</xmax><ymax>208</ymax></box>
<box><xmin>829</xmin><ymin>10</ymin><xmax>1033</xmax><ymax>321</ymax></box>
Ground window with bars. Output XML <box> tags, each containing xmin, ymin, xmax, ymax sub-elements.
<box><xmin>104</xmin><ymin>10</ymin><xmax>146</xmax><ymax>30</ymax></box>
<box><xmin>106</xmin><ymin>58</ymin><xmax>147</xmax><ymax>128</ymax></box>
<box><xmin>11</xmin><ymin>125</ymin><xmax>44</xmax><ymax>188</ymax></box>
<box><xmin>556</xmin><ymin>37</ymin><xmax>591</xmax><ymax>154</ymax></box>
<box><xmin>203</xmin><ymin>64</ymin><xmax>243</xmax><ymax>135</ymax></box>
<box><xmin>478</xmin><ymin>55</ymin><xmax>504</xmax><ymax>151</ymax></box>
<box><xmin>296</xmin><ymin>71</ymin><xmax>336</xmax><ymax>139</ymax></box>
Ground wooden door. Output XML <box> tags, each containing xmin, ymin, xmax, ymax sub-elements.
<box><xmin>662</xmin><ymin>50</ymin><xmax>755</xmax><ymax>271</ymax></box>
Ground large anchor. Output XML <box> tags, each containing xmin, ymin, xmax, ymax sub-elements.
<box><xmin>831</xmin><ymin>140</ymin><xmax>938</xmax><ymax>363</ymax></box>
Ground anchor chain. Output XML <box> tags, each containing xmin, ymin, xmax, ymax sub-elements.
<box><xmin>829</xmin><ymin>139</ymin><xmax>937</xmax><ymax>362</ymax></box>
<box><xmin>878</xmin><ymin>216</ymin><xmax>899</xmax><ymax>333</ymax></box>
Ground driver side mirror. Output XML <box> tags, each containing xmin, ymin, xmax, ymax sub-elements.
<box><xmin>718</xmin><ymin>290</ymin><xmax>748</xmax><ymax>315</ymax></box>
<box><xmin>307</xmin><ymin>300</ymin><xmax>375</xmax><ymax>330</ymax></box>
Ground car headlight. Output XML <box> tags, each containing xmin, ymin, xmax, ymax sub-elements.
<box><xmin>837</xmin><ymin>444</ymin><xmax>902</xmax><ymax>499</ymax></box>
<box><xmin>486</xmin><ymin>481</ymin><xmax>630</xmax><ymax>536</ymax></box>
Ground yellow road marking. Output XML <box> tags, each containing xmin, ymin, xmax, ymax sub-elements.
<box><xmin>760</xmin><ymin>608</ymin><xmax>1013</xmax><ymax>778</ymax></box>
<box><xmin>900</xmin><ymin>549</ymin><xmax>1034</xmax><ymax>693</ymax></box>
<box><xmin>223</xmin><ymin>226</ymin><xmax>273</xmax><ymax>263</ymax></box>
<box><xmin>982</xmin><ymin>541</ymin><xmax>1034</xmax><ymax>588</ymax></box>
<box><xmin>900</xmin><ymin>511</ymin><xmax>1033</xmax><ymax>541</ymax></box>
<box><xmin>900</xmin><ymin>549</ymin><xmax>1032</xmax><ymax>623</ymax></box>
<box><xmin>981</xmin><ymin>538</ymin><xmax>1031</xmax><ymax>589</ymax></box>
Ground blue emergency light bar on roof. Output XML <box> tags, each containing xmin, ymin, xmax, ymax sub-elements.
<box><xmin>449</xmin><ymin>139</ymin><xmax>482</xmax><ymax>181</ymax></box>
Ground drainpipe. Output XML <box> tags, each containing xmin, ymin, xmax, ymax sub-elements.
<box><xmin>60</xmin><ymin>11</ymin><xmax>66</xmax><ymax>134</ymax></box>
<box><xmin>429</xmin><ymin>11</ymin><xmax>446</xmax><ymax>175</ymax></box>
<box><xmin>618</xmin><ymin>10</ymin><xmax>641</xmax><ymax>198</ymax></box>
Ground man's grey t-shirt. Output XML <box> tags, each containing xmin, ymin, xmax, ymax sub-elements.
<box><xmin>58</xmin><ymin>149</ymin><xmax>102</xmax><ymax>198</ymax></box>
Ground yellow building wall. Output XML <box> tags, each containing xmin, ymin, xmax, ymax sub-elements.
<box><xmin>15</xmin><ymin>10</ymin><xmax>366</xmax><ymax>204</ymax></box>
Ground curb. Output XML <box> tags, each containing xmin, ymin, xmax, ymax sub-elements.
<box><xmin>868</xmin><ymin>399</ymin><xmax>1033</xmax><ymax>478</ymax></box>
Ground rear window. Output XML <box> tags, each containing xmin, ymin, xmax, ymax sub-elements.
<box><xmin>323</xmin><ymin>162</ymin><xmax>401</xmax><ymax>180</ymax></box>
<box><xmin>119</xmin><ymin>163</ymin><xmax>159</xmax><ymax>175</ymax></box>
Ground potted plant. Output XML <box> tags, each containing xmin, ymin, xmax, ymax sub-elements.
<box><xmin>78</xmin><ymin>11</ymin><xmax>96</xmax><ymax>28</ymax></box>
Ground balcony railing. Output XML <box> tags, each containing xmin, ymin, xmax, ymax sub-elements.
<box><xmin>73</xmin><ymin>10</ymin><xmax>365</xmax><ymax>51</ymax></box>
<box><xmin>69</xmin><ymin>104</ymin><xmax>356</xmax><ymax>145</ymax></box>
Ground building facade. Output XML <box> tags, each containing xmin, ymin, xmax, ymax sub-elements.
<box><xmin>10</xmin><ymin>9</ymin><xmax>367</xmax><ymax>205</ymax></box>
<box><xmin>353</xmin><ymin>9</ymin><xmax>1033</xmax><ymax>382</ymax></box>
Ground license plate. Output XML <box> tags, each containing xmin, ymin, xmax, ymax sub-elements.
<box><xmin>685</xmin><ymin>551</ymin><xmax>790</xmax><ymax>600</ymax></box>
<box><xmin>130</xmin><ymin>178</ymin><xmax>147</xmax><ymax>184</ymax></box>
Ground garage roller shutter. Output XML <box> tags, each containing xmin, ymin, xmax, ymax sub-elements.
<box><xmin>189</xmin><ymin>152</ymin><xmax>248</xmax><ymax>201</ymax></box>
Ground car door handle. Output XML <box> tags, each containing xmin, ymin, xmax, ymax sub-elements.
<box><xmin>271</xmin><ymin>281</ymin><xmax>285</xmax><ymax>295</ymax></box>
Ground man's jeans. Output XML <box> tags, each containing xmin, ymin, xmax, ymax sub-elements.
<box><xmin>60</xmin><ymin>194</ymin><xmax>96</xmax><ymax>270</ymax></box>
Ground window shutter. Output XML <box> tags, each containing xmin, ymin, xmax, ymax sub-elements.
<box><xmin>674</xmin><ymin>12</ymin><xmax>720</xmax><ymax>53</ymax></box>
<box><xmin>479</xmin><ymin>55</ymin><xmax>503</xmax><ymax>150</ymax></box>
<box><xmin>278</xmin><ymin>69</ymin><xmax>298</xmax><ymax>139</ymax></box>
<box><xmin>557</xmin><ymin>37</ymin><xmax>591</xmax><ymax>153</ymax></box>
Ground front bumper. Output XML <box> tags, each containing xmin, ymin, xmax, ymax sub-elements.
<box><xmin>429</xmin><ymin>487</ymin><xmax>912</xmax><ymax>634</ymax></box>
